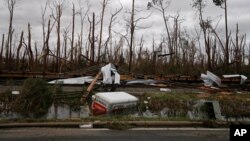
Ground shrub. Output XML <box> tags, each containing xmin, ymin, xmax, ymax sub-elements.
<box><xmin>12</xmin><ymin>78</ymin><xmax>53</xmax><ymax>118</ymax></box>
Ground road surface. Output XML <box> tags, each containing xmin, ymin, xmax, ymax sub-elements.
<box><xmin>0</xmin><ymin>128</ymin><xmax>229</xmax><ymax>141</ymax></box>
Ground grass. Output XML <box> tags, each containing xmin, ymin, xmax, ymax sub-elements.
<box><xmin>139</xmin><ymin>91</ymin><xmax>250</xmax><ymax>119</ymax></box>
<box><xmin>143</xmin><ymin>92</ymin><xmax>198</xmax><ymax>101</ymax></box>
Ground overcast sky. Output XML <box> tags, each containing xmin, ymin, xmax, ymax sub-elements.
<box><xmin>0</xmin><ymin>0</ymin><xmax>249</xmax><ymax>52</ymax></box>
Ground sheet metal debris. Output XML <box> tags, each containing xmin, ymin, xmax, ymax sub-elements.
<box><xmin>223</xmin><ymin>74</ymin><xmax>248</xmax><ymax>84</ymax></box>
<box><xmin>48</xmin><ymin>76</ymin><xmax>95</xmax><ymax>85</ymax></box>
<box><xmin>126</xmin><ymin>79</ymin><xmax>156</xmax><ymax>85</ymax></box>
<box><xmin>201</xmin><ymin>71</ymin><xmax>221</xmax><ymax>87</ymax></box>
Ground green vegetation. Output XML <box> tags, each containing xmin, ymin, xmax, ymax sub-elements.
<box><xmin>0</xmin><ymin>90</ymin><xmax>12</xmax><ymax>104</ymax></box>
<box><xmin>12</xmin><ymin>78</ymin><xmax>53</xmax><ymax>118</ymax></box>
<box><xmin>0</xmin><ymin>90</ymin><xmax>12</xmax><ymax>113</ymax></box>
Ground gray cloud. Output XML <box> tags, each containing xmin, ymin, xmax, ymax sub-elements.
<box><xmin>0</xmin><ymin>0</ymin><xmax>249</xmax><ymax>51</ymax></box>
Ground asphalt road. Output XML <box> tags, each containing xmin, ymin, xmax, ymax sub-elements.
<box><xmin>0</xmin><ymin>128</ymin><xmax>229</xmax><ymax>141</ymax></box>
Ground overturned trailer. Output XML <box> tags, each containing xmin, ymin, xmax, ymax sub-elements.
<box><xmin>91</xmin><ymin>92</ymin><xmax>138</xmax><ymax>116</ymax></box>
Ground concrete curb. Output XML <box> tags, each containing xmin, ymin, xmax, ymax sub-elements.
<box><xmin>0</xmin><ymin>122</ymin><xmax>84</xmax><ymax>128</ymax></box>
<box><xmin>0</xmin><ymin>121</ymin><xmax>222</xmax><ymax>129</ymax></box>
<box><xmin>4</xmin><ymin>120</ymin><xmax>247</xmax><ymax>129</ymax></box>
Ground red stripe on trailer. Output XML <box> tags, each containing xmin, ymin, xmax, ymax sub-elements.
<box><xmin>91</xmin><ymin>101</ymin><xmax>107</xmax><ymax>115</ymax></box>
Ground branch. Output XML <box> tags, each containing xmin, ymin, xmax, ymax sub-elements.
<box><xmin>114</xmin><ymin>31</ymin><xmax>130</xmax><ymax>47</ymax></box>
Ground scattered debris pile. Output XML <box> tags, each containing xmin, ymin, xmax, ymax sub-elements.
<box><xmin>201</xmin><ymin>71</ymin><xmax>221</xmax><ymax>87</ymax></box>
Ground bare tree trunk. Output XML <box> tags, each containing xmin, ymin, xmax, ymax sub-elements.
<box><xmin>78</xmin><ymin>1</ymin><xmax>89</xmax><ymax>65</ymax></box>
<box><xmin>87</xmin><ymin>19</ymin><xmax>92</xmax><ymax>61</ymax></box>
<box><xmin>34</xmin><ymin>42</ymin><xmax>38</xmax><ymax>71</ymax></box>
<box><xmin>231</xmin><ymin>24</ymin><xmax>246</xmax><ymax>73</ymax></box>
<box><xmin>173</xmin><ymin>18</ymin><xmax>177</xmax><ymax>65</ymax></box>
<box><xmin>104</xmin><ymin>5</ymin><xmax>123</xmax><ymax>62</ymax></box>
<box><xmin>74</xmin><ymin>42</ymin><xmax>77</xmax><ymax>64</ymax></box>
<box><xmin>5</xmin><ymin>0</ymin><xmax>16</xmax><ymax>70</ymax></box>
<box><xmin>248</xmin><ymin>43</ymin><xmax>250</xmax><ymax>66</ymax></box>
<box><xmin>16</xmin><ymin>31</ymin><xmax>24</xmax><ymax>70</ymax></box>
<box><xmin>129</xmin><ymin>0</ymin><xmax>135</xmax><ymax>72</ymax></box>
<box><xmin>9</xmin><ymin>29</ymin><xmax>14</xmax><ymax>68</ymax></box>
<box><xmin>137</xmin><ymin>36</ymin><xmax>143</xmax><ymax>70</ymax></box>
<box><xmin>211</xmin><ymin>37</ymin><xmax>217</xmax><ymax>67</ymax></box>
<box><xmin>0</xmin><ymin>34</ymin><xmax>4</xmax><ymax>70</ymax></box>
<box><xmin>152</xmin><ymin>36</ymin><xmax>156</xmax><ymax>74</ymax></box>
<box><xmin>41</xmin><ymin>1</ymin><xmax>50</xmax><ymax>73</ymax></box>
<box><xmin>224</xmin><ymin>0</ymin><xmax>229</xmax><ymax>65</ymax></box>
<box><xmin>78</xmin><ymin>40</ymin><xmax>82</xmax><ymax>64</ymax></box>
<box><xmin>97</xmin><ymin>0</ymin><xmax>108</xmax><ymax>63</ymax></box>
<box><xmin>43</xmin><ymin>19</ymin><xmax>51</xmax><ymax>73</ymax></box>
<box><xmin>80</xmin><ymin>18</ymin><xmax>84</xmax><ymax>61</ymax></box>
<box><xmin>159</xmin><ymin>2</ymin><xmax>172</xmax><ymax>62</ymax></box>
<box><xmin>27</xmin><ymin>23</ymin><xmax>34</xmax><ymax>71</ymax></box>
<box><xmin>206</xmin><ymin>36</ymin><xmax>212</xmax><ymax>70</ymax></box>
<box><xmin>71</xmin><ymin>3</ymin><xmax>75</xmax><ymax>64</ymax></box>
<box><xmin>21</xmin><ymin>49</ymin><xmax>27</xmax><ymax>71</ymax></box>
<box><xmin>41</xmin><ymin>2</ymin><xmax>47</xmax><ymax>52</ymax></box>
<box><xmin>90</xmin><ymin>13</ymin><xmax>95</xmax><ymax>63</ymax></box>
<box><xmin>56</xmin><ymin>3</ymin><xmax>62</xmax><ymax>72</ymax></box>
<box><xmin>235</xmin><ymin>24</ymin><xmax>239</xmax><ymax>72</ymax></box>
<box><xmin>241</xmin><ymin>34</ymin><xmax>246</xmax><ymax>67</ymax></box>
<box><xmin>63</xmin><ymin>28</ymin><xmax>69</xmax><ymax>68</ymax></box>
<box><xmin>197</xmin><ymin>2</ymin><xmax>212</xmax><ymax>70</ymax></box>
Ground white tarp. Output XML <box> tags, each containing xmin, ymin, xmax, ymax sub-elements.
<box><xmin>223</xmin><ymin>74</ymin><xmax>248</xmax><ymax>84</ymax></box>
<box><xmin>201</xmin><ymin>71</ymin><xmax>221</xmax><ymax>87</ymax></box>
<box><xmin>48</xmin><ymin>76</ymin><xmax>94</xmax><ymax>85</ymax></box>
<box><xmin>101</xmin><ymin>63</ymin><xmax>120</xmax><ymax>84</ymax></box>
